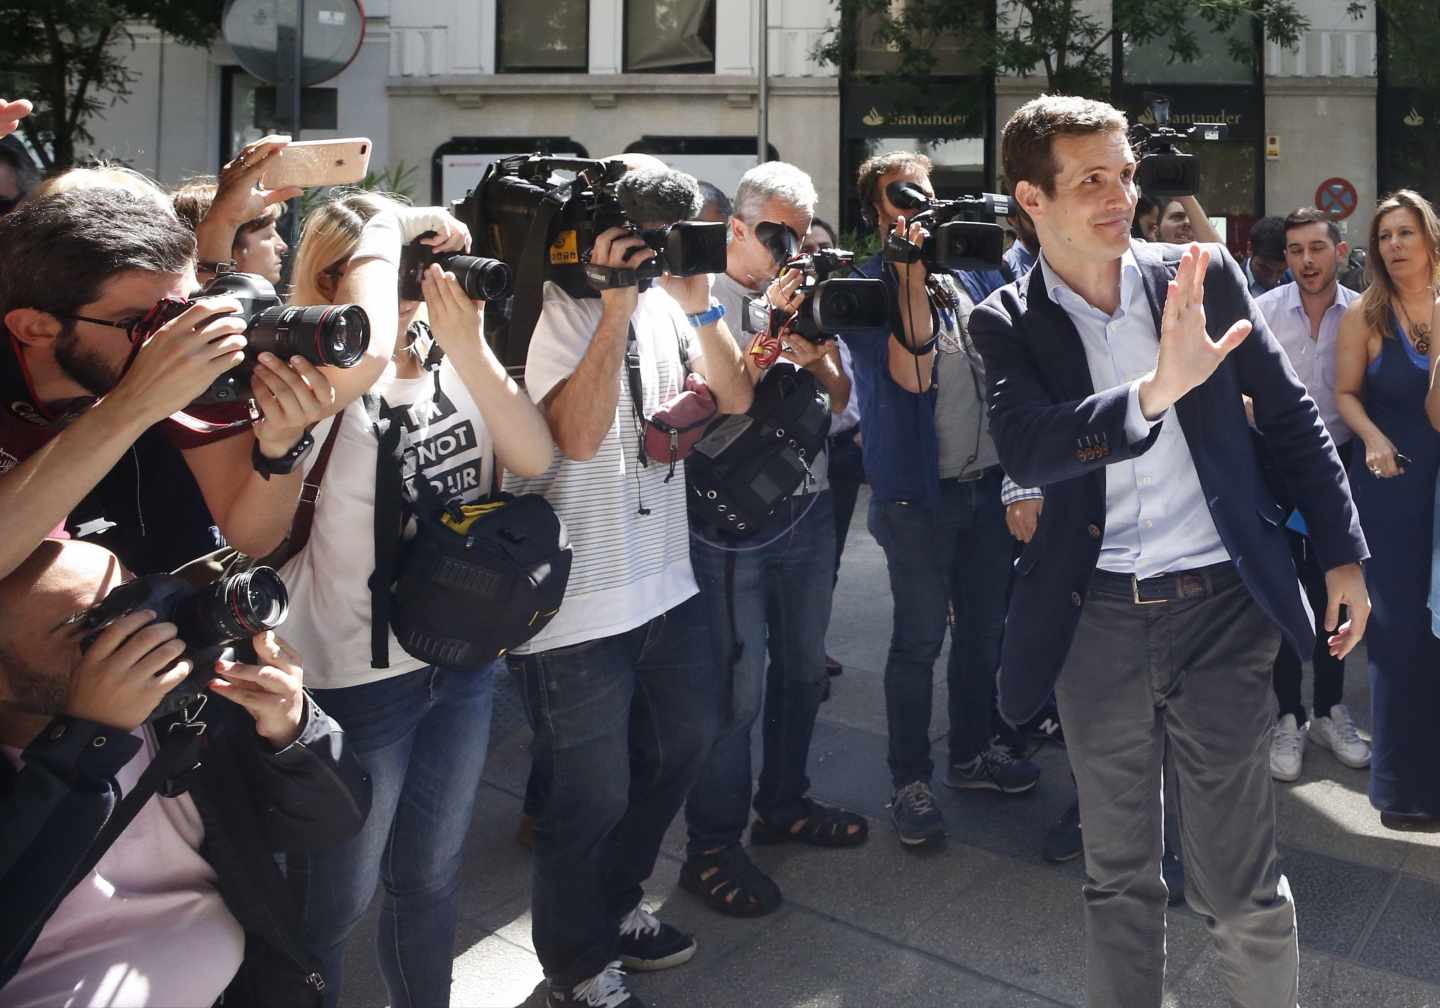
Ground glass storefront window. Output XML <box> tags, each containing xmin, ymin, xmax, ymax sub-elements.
<box><xmin>498</xmin><ymin>0</ymin><xmax>589</xmax><ymax>73</ymax></box>
<box><xmin>851</xmin><ymin>8</ymin><xmax>982</xmax><ymax>76</ymax></box>
<box><xmin>1123</xmin><ymin>15</ymin><xmax>1255</xmax><ymax>85</ymax></box>
<box><xmin>625</xmin><ymin>0</ymin><xmax>716</xmax><ymax>73</ymax></box>
<box><xmin>221</xmin><ymin>67</ymin><xmax>267</xmax><ymax>162</ymax></box>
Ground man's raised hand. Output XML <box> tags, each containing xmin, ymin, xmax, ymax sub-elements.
<box><xmin>1139</xmin><ymin>243</ymin><xmax>1251</xmax><ymax>419</ymax></box>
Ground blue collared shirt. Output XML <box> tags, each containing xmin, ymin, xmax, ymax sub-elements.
<box><xmin>1039</xmin><ymin>250</ymin><xmax>1230</xmax><ymax>578</ymax></box>
<box><xmin>1254</xmin><ymin>280</ymin><xmax>1358</xmax><ymax>446</ymax></box>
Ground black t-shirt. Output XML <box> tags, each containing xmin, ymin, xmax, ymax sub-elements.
<box><xmin>2</xmin><ymin>335</ymin><xmax>248</xmax><ymax>575</ymax></box>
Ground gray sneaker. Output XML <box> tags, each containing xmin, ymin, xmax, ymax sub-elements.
<box><xmin>945</xmin><ymin>746</ymin><xmax>1041</xmax><ymax>794</ymax></box>
<box><xmin>889</xmin><ymin>780</ymin><xmax>945</xmax><ymax>847</ymax></box>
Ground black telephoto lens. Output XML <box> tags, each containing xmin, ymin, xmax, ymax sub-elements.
<box><xmin>442</xmin><ymin>253</ymin><xmax>514</xmax><ymax>301</ymax></box>
<box><xmin>172</xmin><ymin>566</ymin><xmax>289</xmax><ymax>651</ymax></box>
<box><xmin>248</xmin><ymin>304</ymin><xmax>371</xmax><ymax>369</ymax></box>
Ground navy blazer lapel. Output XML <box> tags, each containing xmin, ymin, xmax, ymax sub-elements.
<box><xmin>1021</xmin><ymin>261</ymin><xmax>1095</xmax><ymax>400</ymax></box>
<box><xmin>1133</xmin><ymin>240</ymin><xmax>1172</xmax><ymax>334</ymax></box>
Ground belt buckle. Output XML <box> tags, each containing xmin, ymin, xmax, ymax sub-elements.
<box><xmin>1131</xmin><ymin>574</ymin><xmax>1168</xmax><ymax>606</ymax></box>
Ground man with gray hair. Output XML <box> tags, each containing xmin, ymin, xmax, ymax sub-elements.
<box><xmin>679</xmin><ymin>160</ymin><xmax>865</xmax><ymax>921</ymax></box>
<box><xmin>503</xmin><ymin>161</ymin><xmax>753</xmax><ymax>1008</ymax></box>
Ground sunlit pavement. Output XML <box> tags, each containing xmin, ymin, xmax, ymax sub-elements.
<box><xmin>342</xmin><ymin>487</ymin><xmax>1440</xmax><ymax>1008</ymax></box>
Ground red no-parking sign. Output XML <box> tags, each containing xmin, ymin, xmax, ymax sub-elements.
<box><xmin>1315</xmin><ymin>178</ymin><xmax>1359</xmax><ymax>220</ymax></box>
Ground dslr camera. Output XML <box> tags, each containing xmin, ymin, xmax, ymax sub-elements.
<box><xmin>398</xmin><ymin>234</ymin><xmax>513</xmax><ymax>302</ymax></box>
<box><xmin>131</xmin><ymin>272</ymin><xmax>371</xmax><ymax>407</ymax></box>
<box><xmin>881</xmin><ymin>182</ymin><xmax>1009</xmax><ymax>272</ymax></box>
<box><xmin>73</xmin><ymin>566</ymin><xmax>290</xmax><ymax>721</ymax></box>
<box><xmin>1129</xmin><ymin>93</ymin><xmax>1229</xmax><ymax>200</ymax></box>
<box><xmin>452</xmin><ymin>154</ymin><xmax>728</xmax><ymax>376</ymax></box>
<box><xmin>743</xmin><ymin>228</ymin><xmax>889</xmax><ymax>344</ymax></box>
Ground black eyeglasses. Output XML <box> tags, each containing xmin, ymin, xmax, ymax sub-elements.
<box><xmin>54</xmin><ymin>313</ymin><xmax>143</xmax><ymax>340</ymax></box>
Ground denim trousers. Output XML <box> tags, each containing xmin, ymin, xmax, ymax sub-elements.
<box><xmin>1055</xmin><ymin>570</ymin><xmax>1296</xmax><ymax>1008</ymax></box>
<box><xmin>685</xmin><ymin>491</ymin><xmax>837</xmax><ymax>857</ymax></box>
<box><xmin>509</xmin><ymin>592</ymin><xmax>718</xmax><ymax>988</ymax></box>
<box><xmin>292</xmin><ymin>661</ymin><xmax>499</xmax><ymax>1008</ymax></box>
<box><xmin>869</xmin><ymin>469</ymin><xmax>1012</xmax><ymax>786</ymax></box>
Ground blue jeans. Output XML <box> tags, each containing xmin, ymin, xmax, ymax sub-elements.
<box><xmin>508</xmin><ymin>592</ymin><xmax>718</xmax><ymax>988</ymax></box>
<box><xmin>292</xmin><ymin>662</ymin><xmax>498</xmax><ymax>1008</ymax></box>
<box><xmin>685</xmin><ymin>491</ymin><xmax>837</xmax><ymax>857</ymax></box>
<box><xmin>869</xmin><ymin>469</ymin><xmax>1012</xmax><ymax>786</ymax></box>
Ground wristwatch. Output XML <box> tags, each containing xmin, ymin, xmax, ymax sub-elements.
<box><xmin>687</xmin><ymin>300</ymin><xmax>726</xmax><ymax>329</ymax></box>
<box><xmin>252</xmin><ymin>431</ymin><xmax>315</xmax><ymax>480</ymax></box>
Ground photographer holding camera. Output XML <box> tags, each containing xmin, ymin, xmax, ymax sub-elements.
<box><xmin>0</xmin><ymin>539</ymin><xmax>370</xmax><ymax>1005</ymax></box>
<box><xmin>0</xmin><ymin>183</ymin><xmax>340</xmax><ymax>582</ymax></box>
<box><xmin>274</xmin><ymin>190</ymin><xmax>553</xmax><ymax>1008</ymax></box>
<box><xmin>680</xmin><ymin>162</ymin><xmax>866</xmax><ymax>922</ymax></box>
<box><xmin>502</xmin><ymin>160</ymin><xmax>752</xmax><ymax>1008</ymax></box>
<box><xmin>844</xmin><ymin>151</ymin><xmax>1043</xmax><ymax>849</ymax></box>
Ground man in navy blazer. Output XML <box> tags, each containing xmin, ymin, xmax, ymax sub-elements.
<box><xmin>969</xmin><ymin>96</ymin><xmax>1369</xmax><ymax>1008</ymax></box>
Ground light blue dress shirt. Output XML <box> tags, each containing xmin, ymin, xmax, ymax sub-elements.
<box><xmin>1254</xmin><ymin>280</ymin><xmax>1358</xmax><ymax>447</ymax></box>
<box><xmin>1039</xmin><ymin>249</ymin><xmax>1230</xmax><ymax>578</ymax></box>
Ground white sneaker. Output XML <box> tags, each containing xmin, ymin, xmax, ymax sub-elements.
<box><xmin>1270</xmin><ymin>714</ymin><xmax>1306</xmax><ymax>781</ymax></box>
<box><xmin>1310</xmin><ymin>704</ymin><xmax>1372</xmax><ymax>769</ymax></box>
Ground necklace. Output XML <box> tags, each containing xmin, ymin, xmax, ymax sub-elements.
<box><xmin>1397</xmin><ymin>287</ymin><xmax>1434</xmax><ymax>355</ymax></box>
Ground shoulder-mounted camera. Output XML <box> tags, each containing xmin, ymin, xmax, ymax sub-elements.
<box><xmin>881</xmin><ymin>183</ymin><xmax>1009</xmax><ymax>272</ymax></box>
<box><xmin>1129</xmin><ymin>93</ymin><xmax>1230</xmax><ymax>200</ymax></box>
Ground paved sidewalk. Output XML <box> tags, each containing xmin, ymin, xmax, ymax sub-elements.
<box><xmin>342</xmin><ymin>488</ymin><xmax>1440</xmax><ymax>1008</ymax></box>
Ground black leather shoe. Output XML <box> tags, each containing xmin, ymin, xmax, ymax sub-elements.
<box><xmin>1381</xmin><ymin>810</ymin><xmax>1440</xmax><ymax>832</ymax></box>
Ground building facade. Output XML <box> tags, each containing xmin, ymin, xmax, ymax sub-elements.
<box><xmin>75</xmin><ymin>1</ymin><xmax>1398</xmax><ymax>252</ymax></box>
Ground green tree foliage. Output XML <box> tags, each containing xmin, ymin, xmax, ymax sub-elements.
<box><xmin>816</xmin><ymin>0</ymin><xmax>1310</xmax><ymax>97</ymax></box>
<box><xmin>0</xmin><ymin>1</ymin><xmax>224</xmax><ymax>171</ymax></box>
<box><xmin>1355</xmin><ymin>0</ymin><xmax>1440</xmax><ymax>90</ymax></box>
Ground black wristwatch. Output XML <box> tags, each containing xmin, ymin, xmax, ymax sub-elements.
<box><xmin>252</xmin><ymin>431</ymin><xmax>315</xmax><ymax>480</ymax></box>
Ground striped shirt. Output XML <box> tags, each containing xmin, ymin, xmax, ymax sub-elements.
<box><xmin>504</xmin><ymin>282</ymin><xmax>700</xmax><ymax>653</ymax></box>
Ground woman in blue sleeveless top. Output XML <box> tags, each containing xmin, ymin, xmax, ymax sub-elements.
<box><xmin>1336</xmin><ymin>190</ymin><xmax>1440</xmax><ymax>830</ymax></box>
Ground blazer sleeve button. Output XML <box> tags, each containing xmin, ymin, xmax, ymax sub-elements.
<box><xmin>1087</xmin><ymin>523</ymin><xmax>1101</xmax><ymax>539</ymax></box>
<box><xmin>1070</xmin><ymin>591</ymin><xmax>1083</xmax><ymax>606</ymax></box>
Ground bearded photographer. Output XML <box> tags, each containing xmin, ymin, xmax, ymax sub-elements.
<box><xmin>680</xmin><ymin>162</ymin><xmax>866</xmax><ymax>921</ymax></box>
<box><xmin>0</xmin><ymin>539</ymin><xmax>370</xmax><ymax>1005</ymax></box>
<box><xmin>503</xmin><ymin>162</ymin><xmax>751</xmax><ymax>1008</ymax></box>
<box><xmin>842</xmin><ymin>151</ymin><xmax>1043</xmax><ymax>850</ymax></box>
<box><xmin>0</xmin><ymin>183</ymin><xmax>338</xmax><ymax>582</ymax></box>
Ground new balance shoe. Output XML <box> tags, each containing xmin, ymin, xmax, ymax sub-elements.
<box><xmin>548</xmin><ymin>963</ymin><xmax>644</xmax><ymax>1008</ymax></box>
<box><xmin>1022</xmin><ymin>708</ymin><xmax>1066</xmax><ymax>749</ymax></box>
<box><xmin>945</xmin><ymin>746</ymin><xmax>1041</xmax><ymax>794</ymax></box>
<box><xmin>1309</xmin><ymin>704</ymin><xmax>1371</xmax><ymax>769</ymax></box>
<box><xmin>617</xmin><ymin>904</ymin><xmax>695</xmax><ymax>972</ymax></box>
<box><xmin>1269</xmin><ymin>713</ymin><xmax>1306</xmax><ymax>782</ymax></box>
<box><xmin>890</xmin><ymin>780</ymin><xmax>945</xmax><ymax>847</ymax></box>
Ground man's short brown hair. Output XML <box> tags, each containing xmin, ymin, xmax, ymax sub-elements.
<box><xmin>1283</xmin><ymin>207</ymin><xmax>1343</xmax><ymax>246</ymax></box>
<box><xmin>856</xmin><ymin>150</ymin><xmax>932</xmax><ymax>225</ymax></box>
<box><xmin>1001</xmin><ymin>95</ymin><xmax>1129</xmax><ymax>197</ymax></box>
<box><xmin>171</xmin><ymin>176</ymin><xmax>282</xmax><ymax>244</ymax></box>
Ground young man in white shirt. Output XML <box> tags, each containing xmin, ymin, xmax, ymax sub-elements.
<box><xmin>1254</xmin><ymin>207</ymin><xmax>1370</xmax><ymax>780</ymax></box>
<box><xmin>503</xmin><ymin>163</ymin><xmax>752</xmax><ymax>1008</ymax></box>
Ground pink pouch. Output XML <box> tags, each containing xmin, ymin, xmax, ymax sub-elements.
<box><xmin>643</xmin><ymin>373</ymin><xmax>717</xmax><ymax>476</ymax></box>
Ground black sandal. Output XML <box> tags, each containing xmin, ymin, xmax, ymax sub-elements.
<box><xmin>750</xmin><ymin>798</ymin><xmax>870</xmax><ymax>848</ymax></box>
<box><xmin>679</xmin><ymin>845</ymin><xmax>782</xmax><ymax>918</ymax></box>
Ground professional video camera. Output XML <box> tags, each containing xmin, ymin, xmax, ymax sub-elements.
<box><xmin>881</xmin><ymin>182</ymin><xmax>1009</xmax><ymax>271</ymax></box>
<box><xmin>398</xmin><ymin>234</ymin><xmax>513</xmax><ymax>302</ymax></box>
<box><xmin>72</xmin><ymin>566</ymin><xmax>289</xmax><ymax>721</ymax></box>
<box><xmin>1129</xmin><ymin>93</ymin><xmax>1230</xmax><ymax>200</ymax></box>
<box><xmin>742</xmin><ymin>245</ymin><xmax>889</xmax><ymax>345</ymax></box>
<box><xmin>131</xmin><ymin>272</ymin><xmax>370</xmax><ymax>407</ymax></box>
<box><xmin>452</xmin><ymin>154</ymin><xmax>728</xmax><ymax>375</ymax></box>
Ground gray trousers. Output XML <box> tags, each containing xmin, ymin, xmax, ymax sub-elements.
<box><xmin>1054</xmin><ymin>566</ymin><xmax>1298</xmax><ymax>1008</ymax></box>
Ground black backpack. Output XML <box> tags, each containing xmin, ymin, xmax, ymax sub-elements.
<box><xmin>366</xmin><ymin>346</ymin><xmax>571</xmax><ymax>669</ymax></box>
<box><xmin>686</xmin><ymin>365</ymin><xmax>831</xmax><ymax>537</ymax></box>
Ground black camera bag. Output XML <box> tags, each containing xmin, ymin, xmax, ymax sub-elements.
<box><xmin>366</xmin><ymin>342</ymin><xmax>571</xmax><ymax>669</ymax></box>
<box><xmin>686</xmin><ymin>365</ymin><xmax>831</xmax><ymax>537</ymax></box>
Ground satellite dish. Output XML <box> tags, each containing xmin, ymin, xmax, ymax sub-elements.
<box><xmin>222</xmin><ymin>0</ymin><xmax>365</xmax><ymax>87</ymax></box>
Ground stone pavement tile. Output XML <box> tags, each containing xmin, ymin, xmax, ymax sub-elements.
<box><xmin>1276</xmin><ymin>776</ymin><xmax>1414</xmax><ymax>872</ymax></box>
<box><xmin>1354</xmin><ymin>875</ymin><xmax>1440</xmax><ymax>986</ymax></box>
<box><xmin>449</xmin><ymin>932</ymin><xmax>546</xmax><ymax>1008</ymax></box>
<box><xmin>480</xmin><ymin>722</ymin><xmax>533</xmax><ymax>798</ymax></box>
<box><xmin>747</xmin><ymin>820</ymin><xmax>1004</xmax><ymax>938</ymax></box>
<box><xmin>1328</xmin><ymin>956</ymin><xmax>1440</xmax><ymax>1008</ymax></box>
<box><xmin>457</xmin><ymin>783</ymin><xmax>534</xmax><ymax>918</ymax></box>
<box><xmin>1163</xmin><ymin>945</ymin><xmax>1333</xmax><ymax>1008</ymax></box>
<box><xmin>629</xmin><ymin>907</ymin><xmax>1070</xmax><ymax>1008</ymax></box>
<box><xmin>1277</xmin><ymin>845</ymin><xmax>1392</xmax><ymax>956</ymax></box>
<box><xmin>1400</xmin><ymin>840</ymin><xmax>1440</xmax><ymax>885</ymax></box>
<box><xmin>902</xmin><ymin>850</ymin><xmax>1211</xmax><ymax>1006</ymax></box>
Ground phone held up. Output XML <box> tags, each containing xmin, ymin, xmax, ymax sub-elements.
<box><xmin>259</xmin><ymin>137</ymin><xmax>371</xmax><ymax>189</ymax></box>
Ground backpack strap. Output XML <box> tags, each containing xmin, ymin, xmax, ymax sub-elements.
<box><xmin>366</xmin><ymin>392</ymin><xmax>407</xmax><ymax>670</ymax></box>
<box><xmin>282</xmin><ymin>416</ymin><xmax>344</xmax><ymax>560</ymax></box>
